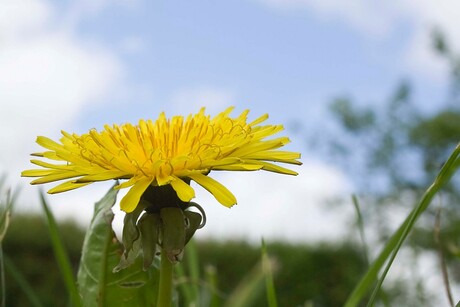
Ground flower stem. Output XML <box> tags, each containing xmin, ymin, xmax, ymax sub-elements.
<box><xmin>157</xmin><ymin>248</ymin><xmax>174</xmax><ymax>307</ymax></box>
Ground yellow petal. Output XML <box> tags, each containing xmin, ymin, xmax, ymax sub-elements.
<box><xmin>243</xmin><ymin>151</ymin><xmax>302</xmax><ymax>164</ymax></box>
<box><xmin>21</xmin><ymin>169</ymin><xmax>55</xmax><ymax>177</ymax></box>
<box><xmin>36</xmin><ymin>136</ymin><xmax>64</xmax><ymax>151</ymax></box>
<box><xmin>170</xmin><ymin>177</ymin><xmax>195</xmax><ymax>202</ymax></box>
<box><xmin>48</xmin><ymin>181</ymin><xmax>92</xmax><ymax>194</ymax></box>
<box><xmin>75</xmin><ymin>170</ymin><xmax>129</xmax><ymax>183</ymax></box>
<box><xmin>231</xmin><ymin>137</ymin><xmax>290</xmax><ymax>157</ymax></box>
<box><xmin>255</xmin><ymin>161</ymin><xmax>299</xmax><ymax>175</ymax></box>
<box><xmin>120</xmin><ymin>178</ymin><xmax>153</xmax><ymax>213</ymax></box>
<box><xmin>249</xmin><ymin>113</ymin><xmax>268</xmax><ymax>126</ymax></box>
<box><xmin>115</xmin><ymin>177</ymin><xmax>138</xmax><ymax>189</ymax></box>
<box><xmin>30</xmin><ymin>159</ymin><xmax>70</xmax><ymax>170</ymax></box>
<box><xmin>189</xmin><ymin>173</ymin><xmax>236</xmax><ymax>207</ymax></box>
<box><xmin>211</xmin><ymin>164</ymin><xmax>263</xmax><ymax>171</ymax></box>
<box><xmin>30</xmin><ymin>171</ymin><xmax>80</xmax><ymax>184</ymax></box>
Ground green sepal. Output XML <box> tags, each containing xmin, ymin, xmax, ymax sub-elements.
<box><xmin>122</xmin><ymin>200</ymin><xmax>148</xmax><ymax>252</ymax></box>
<box><xmin>138</xmin><ymin>212</ymin><xmax>161</xmax><ymax>271</ymax></box>
<box><xmin>184</xmin><ymin>211</ymin><xmax>202</xmax><ymax>245</ymax></box>
<box><xmin>115</xmin><ymin>200</ymin><xmax>148</xmax><ymax>272</ymax></box>
<box><xmin>113</xmin><ymin>238</ymin><xmax>142</xmax><ymax>272</ymax></box>
<box><xmin>160</xmin><ymin>207</ymin><xmax>186</xmax><ymax>264</ymax></box>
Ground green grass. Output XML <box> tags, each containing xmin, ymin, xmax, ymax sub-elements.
<box><xmin>40</xmin><ymin>192</ymin><xmax>81</xmax><ymax>307</ymax></box>
<box><xmin>345</xmin><ymin>143</ymin><xmax>460</xmax><ymax>307</ymax></box>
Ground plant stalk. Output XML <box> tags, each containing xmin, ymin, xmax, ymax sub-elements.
<box><xmin>157</xmin><ymin>248</ymin><xmax>174</xmax><ymax>307</ymax></box>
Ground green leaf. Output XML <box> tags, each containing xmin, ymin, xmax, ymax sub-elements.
<box><xmin>77</xmin><ymin>185</ymin><xmax>159</xmax><ymax>307</ymax></box>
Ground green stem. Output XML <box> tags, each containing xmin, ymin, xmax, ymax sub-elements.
<box><xmin>157</xmin><ymin>249</ymin><xmax>174</xmax><ymax>307</ymax></box>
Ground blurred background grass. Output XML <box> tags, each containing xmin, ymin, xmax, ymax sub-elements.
<box><xmin>1</xmin><ymin>213</ymin><xmax>367</xmax><ymax>306</ymax></box>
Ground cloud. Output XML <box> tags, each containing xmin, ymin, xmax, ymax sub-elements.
<box><xmin>53</xmin><ymin>158</ymin><xmax>351</xmax><ymax>243</ymax></box>
<box><xmin>61</xmin><ymin>0</ymin><xmax>140</xmax><ymax>31</ymax></box>
<box><xmin>1</xmin><ymin>1</ymin><xmax>123</xmax><ymax>199</ymax></box>
<box><xmin>0</xmin><ymin>0</ymin><xmax>52</xmax><ymax>39</ymax></box>
<box><xmin>193</xmin><ymin>160</ymin><xmax>352</xmax><ymax>243</ymax></box>
<box><xmin>258</xmin><ymin>0</ymin><xmax>399</xmax><ymax>37</ymax></box>
<box><xmin>256</xmin><ymin>0</ymin><xmax>460</xmax><ymax>81</ymax></box>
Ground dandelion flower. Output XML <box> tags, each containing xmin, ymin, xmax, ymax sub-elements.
<box><xmin>22</xmin><ymin>107</ymin><xmax>301</xmax><ymax>212</ymax></box>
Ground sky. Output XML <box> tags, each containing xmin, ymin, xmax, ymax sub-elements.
<box><xmin>1</xmin><ymin>0</ymin><xmax>459</xmax><ymax>243</ymax></box>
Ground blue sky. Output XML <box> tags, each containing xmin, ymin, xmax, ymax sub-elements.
<box><xmin>65</xmin><ymin>0</ymin><xmax>452</xmax><ymax>136</ymax></box>
<box><xmin>75</xmin><ymin>1</ymin><xmax>404</xmax><ymax>123</ymax></box>
<box><xmin>2</xmin><ymin>0</ymin><xmax>459</xmax><ymax>242</ymax></box>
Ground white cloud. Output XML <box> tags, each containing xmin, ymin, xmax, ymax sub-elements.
<box><xmin>170</xmin><ymin>86</ymin><xmax>235</xmax><ymax>115</ymax></box>
<box><xmin>193</xmin><ymin>160</ymin><xmax>352</xmax><ymax>243</ymax></box>
<box><xmin>0</xmin><ymin>0</ymin><xmax>52</xmax><ymax>39</ymax></box>
<box><xmin>256</xmin><ymin>0</ymin><xmax>460</xmax><ymax>81</ymax></box>
<box><xmin>258</xmin><ymin>0</ymin><xmax>401</xmax><ymax>37</ymax></box>
<box><xmin>61</xmin><ymin>0</ymin><xmax>140</xmax><ymax>31</ymax></box>
<box><xmin>0</xmin><ymin>1</ymin><xmax>123</xmax><ymax>202</ymax></box>
<box><xmin>60</xmin><ymin>159</ymin><xmax>351</xmax><ymax>243</ymax></box>
<box><xmin>399</xmin><ymin>0</ymin><xmax>460</xmax><ymax>80</ymax></box>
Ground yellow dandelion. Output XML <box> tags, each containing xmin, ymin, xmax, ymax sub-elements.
<box><xmin>22</xmin><ymin>107</ymin><xmax>302</xmax><ymax>213</ymax></box>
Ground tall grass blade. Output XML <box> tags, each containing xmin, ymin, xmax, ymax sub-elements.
<box><xmin>205</xmin><ymin>265</ymin><xmax>220</xmax><ymax>307</ymax></box>
<box><xmin>186</xmin><ymin>239</ymin><xmax>201</xmax><ymax>303</ymax></box>
<box><xmin>352</xmin><ymin>194</ymin><xmax>369</xmax><ymax>266</ymax></box>
<box><xmin>176</xmin><ymin>239</ymin><xmax>201</xmax><ymax>306</ymax></box>
<box><xmin>0</xmin><ymin>245</ymin><xmax>5</xmax><ymax>307</ymax></box>
<box><xmin>0</xmin><ymin>187</ymin><xmax>13</xmax><ymax>307</ymax></box>
<box><xmin>223</xmin><ymin>259</ymin><xmax>265</xmax><ymax>307</ymax></box>
<box><xmin>434</xmin><ymin>204</ymin><xmax>455</xmax><ymax>307</ymax></box>
<box><xmin>175</xmin><ymin>262</ymin><xmax>194</xmax><ymax>305</ymax></box>
<box><xmin>40</xmin><ymin>192</ymin><xmax>81</xmax><ymax>307</ymax></box>
<box><xmin>3</xmin><ymin>255</ymin><xmax>43</xmax><ymax>307</ymax></box>
<box><xmin>261</xmin><ymin>239</ymin><xmax>278</xmax><ymax>307</ymax></box>
<box><xmin>345</xmin><ymin>143</ymin><xmax>460</xmax><ymax>307</ymax></box>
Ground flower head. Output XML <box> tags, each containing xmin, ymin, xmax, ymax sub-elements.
<box><xmin>22</xmin><ymin>107</ymin><xmax>301</xmax><ymax>212</ymax></box>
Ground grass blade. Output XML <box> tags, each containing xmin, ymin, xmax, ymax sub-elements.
<box><xmin>3</xmin><ymin>254</ymin><xmax>43</xmax><ymax>307</ymax></box>
<box><xmin>175</xmin><ymin>239</ymin><xmax>201</xmax><ymax>305</ymax></box>
<box><xmin>205</xmin><ymin>265</ymin><xmax>220</xmax><ymax>307</ymax></box>
<box><xmin>345</xmin><ymin>143</ymin><xmax>460</xmax><ymax>307</ymax></box>
<box><xmin>351</xmin><ymin>194</ymin><xmax>369</xmax><ymax>266</ymax></box>
<box><xmin>261</xmin><ymin>239</ymin><xmax>278</xmax><ymax>307</ymax></box>
<box><xmin>175</xmin><ymin>262</ymin><xmax>194</xmax><ymax>304</ymax></box>
<box><xmin>224</xmin><ymin>259</ymin><xmax>266</xmax><ymax>307</ymax></box>
<box><xmin>0</xmin><ymin>244</ymin><xmax>5</xmax><ymax>307</ymax></box>
<box><xmin>0</xmin><ymin>187</ymin><xmax>13</xmax><ymax>307</ymax></box>
<box><xmin>40</xmin><ymin>192</ymin><xmax>81</xmax><ymax>307</ymax></box>
<box><xmin>186</xmin><ymin>239</ymin><xmax>201</xmax><ymax>303</ymax></box>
